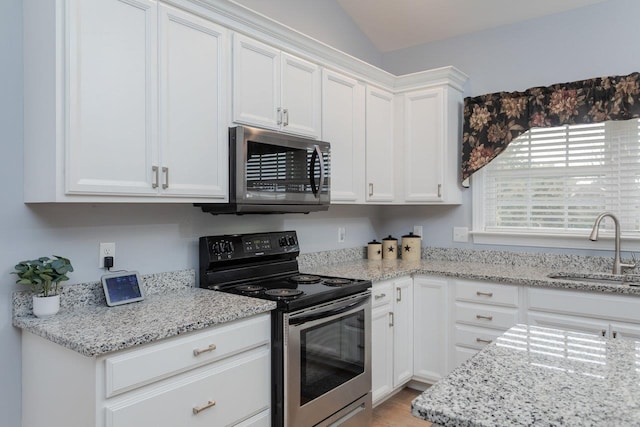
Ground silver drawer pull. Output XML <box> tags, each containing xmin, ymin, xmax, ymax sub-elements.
<box><xmin>193</xmin><ymin>344</ymin><xmax>217</xmax><ymax>356</ymax></box>
<box><xmin>476</xmin><ymin>314</ymin><xmax>493</xmax><ymax>321</ymax></box>
<box><xmin>374</xmin><ymin>293</ymin><xmax>386</xmax><ymax>300</ymax></box>
<box><xmin>193</xmin><ymin>400</ymin><xmax>216</xmax><ymax>415</ymax></box>
<box><xmin>476</xmin><ymin>291</ymin><xmax>493</xmax><ymax>297</ymax></box>
<box><xmin>476</xmin><ymin>338</ymin><xmax>492</xmax><ymax>344</ymax></box>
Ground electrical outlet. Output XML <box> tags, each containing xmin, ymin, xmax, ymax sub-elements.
<box><xmin>453</xmin><ymin>227</ymin><xmax>469</xmax><ymax>243</ymax></box>
<box><xmin>338</xmin><ymin>227</ymin><xmax>346</xmax><ymax>243</ymax></box>
<box><xmin>99</xmin><ymin>242</ymin><xmax>115</xmax><ymax>268</ymax></box>
<box><xmin>413</xmin><ymin>225</ymin><xmax>423</xmax><ymax>238</ymax></box>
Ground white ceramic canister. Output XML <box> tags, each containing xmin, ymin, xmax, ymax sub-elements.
<box><xmin>382</xmin><ymin>235</ymin><xmax>398</xmax><ymax>260</ymax></box>
<box><xmin>400</xmin><ymin>232</ymin><xmax>421</xmax><ymax>261</ymax></box>
<box><xmin>367</xmin><ymin>239</ymin><xmax>382</xmax><ymax>260</ymax></box>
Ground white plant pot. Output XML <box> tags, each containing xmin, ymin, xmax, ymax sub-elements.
<box><xmin>32</xmin><ymin>294</ymin><xmax>60</xmax><ymax>318</ymax></box>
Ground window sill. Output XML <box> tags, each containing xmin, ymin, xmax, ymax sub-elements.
<box><xmin>471</xmin><ymin>230</ymin><xmax>640</xmax><ymax>252</ymax></box>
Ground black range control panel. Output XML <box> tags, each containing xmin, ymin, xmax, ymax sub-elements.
<box><xmin>199</xmin><ymin>231</ymin><xmax>299</xmax><ymax>262</ymax></box>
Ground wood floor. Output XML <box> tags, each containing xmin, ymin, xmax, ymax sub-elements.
<box><xmin>371</xmin><ymin>387</ymin><xmax>432</xmax><ymax>427</ymax></box>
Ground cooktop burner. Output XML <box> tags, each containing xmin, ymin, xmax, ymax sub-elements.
<box><xmin>265</xmin><ymin>288</ymin><xmax>304</xmax><ymax>299</ymax></box>
<box><xmin>323</xmin><ymin>278</ymin><xmax>352</xmax><ymax>287</ymax></box>
<box><xmin>236</xmin><ymin>285</ymin><xmax>265</xmax><ymax>294</ymax></box>
<box><xmin>289</xmin><ymin>274</ymin><xmax>322</xmax><ymax>284</ymax></box>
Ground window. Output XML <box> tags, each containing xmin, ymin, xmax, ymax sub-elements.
<box><xmin>472</xmin><ymin>119</ymin><xmax>640</xmax><ymax>249</ymax></box>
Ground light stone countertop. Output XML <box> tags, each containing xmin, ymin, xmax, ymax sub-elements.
<box><xmin>302</xmin><ymin>258</ymin><xmax>640</xmax><ymax>296</ymax></box>
<box><xmin>411</xmin><ymin>324</ymin><xmax>640</xmax><ymax>426</ymax></box>
<box><xmin>12</xmin><ymin>270</ymin><xmax>276</xmax><ymax>357</ymax></box>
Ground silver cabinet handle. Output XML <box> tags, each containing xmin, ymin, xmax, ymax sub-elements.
<box><xmin>476</xmin><ymin>338</ymin><xmax>492</xmax><ymax>344</ymax></box>
<box><xmin>476</xmin><ymin>291</ymin><xmax>493</xmax><ymax>297</ymax></box>
<box><xmin>369</xmin><ymin>183</ymin><xmax>373</xmax><ymax>196</ymax></box>
<box><xmin>283</xmin><ymin>108</ymin><xmax>289</xmax><ymax>126</ymax></box>
<box><xmin>389</xmin><ymin>312</ymin><xmax>394</xmax><ymax>327</ymax></box>
<box><xmin>193</xmin><ymin>400</ymin><xmax>216</xmax><ymax>415</ymax></box>
<box><xmin>396</xmin><ymin>287</ymin><xmax>402</xmax><ymax>302</ymax></box>
<box><xmin>374</xmin><ymin>293</ymin><xmax>386</xmax><ymax>300</ymax></box>
<box><xmin>601</xmin><ymin>330</ymin><xmax>607</xmax><ymax>337</ymax></box>
<box><xmin>162</xmin><ymin>166</ymin><xmax>169</xmax><ymax>189</ymax></box>
<box><xmin>476</xmin><ymin>314</ymin><xmax>493</xmax><ymax>321</ymax></box>
<box><xmin>612</xmin><ymin>331</ymin><xmax>618</xmax><ymax>339</ymax></box>
<box><xmin>152</xmin><ymin>166</ymin><xmax>159</xmax><ymax>189</ymax></box>
<box><xmin>277</xmin><ymin>107</ymin><xmax>282</xmax><ymax>125</ymax></box>
<box><xmin>193</xmin><ymin>344</ymin><xmax>217</xmax><ymax>356</ymax></box>
<box><xmin>437</xmin><ymin>183</ymin><xmax>442</xmax><ymax>198</ymax></box>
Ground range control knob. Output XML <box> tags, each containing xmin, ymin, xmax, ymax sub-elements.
<box><xmin>224</xmin><ymin>241</ymin><xmax>234</xmax><ymax>253</ymax></box>
<box><xmin>287</xmin><ymin>236</ymin><xmax>297</xmax><ymax>246</ymax></box>
<box><xmin>279</xmin><ymin>237</ymin><xmax>288</xmax><ymax>247</ymax></box>
<box><xmin>212</xmin><ymin>242</ymin><xmax>221</xmax><ymax>254</ymax></box>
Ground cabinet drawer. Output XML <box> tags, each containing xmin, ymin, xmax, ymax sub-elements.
<box><xmin>105</xmin><ymin>349</ymin><xmax>270</xmax><ymax>427</ymax></box>
<box><xmin>454</xmin><ymin>324</ymin><xmax>505</xmax><ymax>350</ymax></box>
<box><xmin>527</xmin><ymin>287</ymin><xmax>640</xmax><ymax>323</ymax></box>
<box><xmin>455</xmin><ymin>301</ymin><xmax>518</xmax><ymax>330</ymax></box>
<box><xmin>455</xmin><ymin>280</ymin><xmax>519</xmax><ymax>307</ymax></box>
<box><xmin>371</xmin><ymin>281</ymin><xmax>393</xmax><ymax>308</ymax></box>
<box><xmin>104</xmin><ymin>313</ymin><xmax>270</xmax><ymax>397</ymax></box>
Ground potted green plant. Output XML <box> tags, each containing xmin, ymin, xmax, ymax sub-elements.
<box><xmin>13</xmin><ymin>255</ymin><xmax>74</xmax><ymax>318</ymax></box>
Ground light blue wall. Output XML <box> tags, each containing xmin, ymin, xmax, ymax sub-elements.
<box><xmin>378</xmin><ymin>0</ymin><xmax>640</xmax><ymax>255</ymax></box>
<box><xmin>234</xmin><ymin>0</ymin><xmax>382</xmax><ymax>67</ymax></box>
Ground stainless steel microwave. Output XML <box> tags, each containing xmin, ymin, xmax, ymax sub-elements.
<box><xmin>197</xmin><ymin>126</ymin><xmax>330</xmax><ymax>214</ymax></box>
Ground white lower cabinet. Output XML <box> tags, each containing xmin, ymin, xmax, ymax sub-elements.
<box><xmin>451</xmin><ymin>279</ymin><xmax>521</xmax><ymax>369</ymax></box>
<box><xmin>22</xmin><ymin>313</ymin><xmax>271</xmax><ymax>427</ymax></box>
<box><xmin>526</xmin><ymin>286</ymin><xmax>640</xmax><ymax>341</ymax></box>
<box><xmin>370</xmin><ymin>277</ymin><xmax>413</xmax><ymax>404</ymax></box>
<box><xmin>412</xmin><ymin>276</ymin><xmax>448</xmax><ymax>383</ymax></box>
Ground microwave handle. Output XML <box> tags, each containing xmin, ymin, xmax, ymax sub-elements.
<box><xmin>310</xmin><ymin>145</ymin><xmax>325</xmax><ymax>198</ymax></box>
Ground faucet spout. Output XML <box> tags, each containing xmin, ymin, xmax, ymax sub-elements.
<box><xmin>589</xmin><ymin>212</ymin><xmax>634</xmax><ymax>275</ymax></box>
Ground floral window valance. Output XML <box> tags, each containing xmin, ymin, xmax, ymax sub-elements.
<box><xmin>461</xmin><ymin>72</ymin><xmax>640</xmax><ymax>185</ymax></box>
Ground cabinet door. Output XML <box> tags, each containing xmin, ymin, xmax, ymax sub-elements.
<box><xmin>232</xmin><ymin>34</ymin><xmax>281</xmax><ymax>130</ymax></box>
<box><xmin>609</xmin><ymin>322</ymin><xmax>640</xmax><ymax>341</ymax></box>
<box><xmin>322</xmin><ymin>70</ymin><xmax>365</xmax><ymax>203</ymax></box>
<box><xmin>392</xmin><ymin>277</ymin><xmax>413</xmax><ymax>387</ymax></box>
<box><xmin>158</xmin><ymin>5</ymin><xmax>228</xmax><ymax>198</ymax></box>
<box><xmin>403</xmin><ymin>88</ymin><xmax>444</xmax><ymax>202</ymax></box>
<box><xmin>66</xmin><ymin>0</ymin><xmax>157</xmax><ymax>195</ymax></box>
<box><xmin>365</xmin><ymin>86</ymin><xmax>395</xmax><ymax>202</ymax></box>
<box><xmin>371</xmin><ymin>304</ymin><xmax>393</xmax><ymax>404</ymax></box>
<box><xmin>413</xmin><ymin>276</ymin><xmax>448</xmax><ymax>382</ymax></box>
<box><xmin>527</xmin><ymin>312</ymin><xmax>609</xmax><ymax>338</ymax></box>
<box><xmin>281</xmin><ymin>53</ymin><xmax>321</xmax><ymax>137</ymax></box>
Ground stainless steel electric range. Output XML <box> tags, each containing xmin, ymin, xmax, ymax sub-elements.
<box><xmin>199</xmin><ymin>231</ymin><xmax>372</xmax><ymax>427</ymax></box>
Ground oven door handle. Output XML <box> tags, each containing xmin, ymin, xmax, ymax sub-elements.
<box><xmin>289</xmin><ymin>294</ymin><xmax>369</xmax><ymax>326</ymax></box>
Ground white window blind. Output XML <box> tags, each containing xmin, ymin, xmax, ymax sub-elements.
<box><xmin>479</xmin><ymin>119</ymin><xmax>640</xmax><ymax>236</ymax></box>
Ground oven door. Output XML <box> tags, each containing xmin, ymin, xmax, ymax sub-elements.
<box><xmin>284</xmin><ymin>292</ymin><xmax>371</xmax><ymax>427</ymax></box>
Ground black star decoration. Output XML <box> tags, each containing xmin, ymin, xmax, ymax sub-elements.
<box><xmin>377</xmin><ymin>249</ymin><xmax>381</xmax><ymax>254</ymax></box>
<box><xmin>387</xmin><ymin>246</ymin><xmax>394</xmax><ymax>252</ymax></box>
<box><xmin>404</xmin><ymin>245</ymin><xmax>411</xmax><ymax>252</ymax></box>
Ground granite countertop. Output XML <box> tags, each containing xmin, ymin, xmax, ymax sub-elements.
<box><xmin>411</xmin><ymin>324</ymin><xmax>640</xmax><ymax>426</ymax></box>
<box><xmin>303</xmin><ymin>258</ymin><xmax>640</xmax><ymax>296</ymax></box>
<box><xmin>12</xmin><ymin>270</ymin><xmax>276</xmax><ymax>357</ymax></box>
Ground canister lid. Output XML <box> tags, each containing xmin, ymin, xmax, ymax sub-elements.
<box><xmin>382</xmin><ymin>235</ymin><xmax>397</xmax><ymax>241</ymax></box>
<box><xmin>368</xmin><ymin>239</ymin><xmax>381</xmax><ymax>245</ymax></box>
<box><xmin>402</xmin><ymin>231</ymin><xmax>421</xmax><ymax>239</ymax></box>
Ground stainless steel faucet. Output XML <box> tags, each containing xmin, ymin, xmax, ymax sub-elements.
<box><xmin>589</xmin><ymin>212</ymin><xmax>635</xmax><ymax>275</ymax></box>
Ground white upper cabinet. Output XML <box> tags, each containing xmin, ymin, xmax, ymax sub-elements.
<box><xmin>158</xmin><ymin>4</ymin><xmax>228</xmax><ymax>198</ymax></box>
<box><xmin>24</xmin><ymin>0</ymin><xmax>228</xmax><ymax>202</ymax></box>
<box><xmin>321</xmin><ymin>69</ymin><xmax>366</xmax><ymax>203</ymax></box>
<box><xmin>66</xmin><ymin>0</ymin><xmax>158</xmax><ymax>196</ymax></box>
<box><xmin>365</xmin><ymin>86</ymin><xmax>395</xmax><ymax>202</ymax></box>
<box><xmin>232</xmin><ymin>34</ymin><xmax>321</xmax><ymax>138</ymax></box>
<box><xmin>399</xmin><ymin>85</ymin><xmax>463</xmax><ymax>204</ymax></box>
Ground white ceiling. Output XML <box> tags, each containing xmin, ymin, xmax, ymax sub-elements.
<box><xmin>336</xmin><ymin>0</ymin><xmax>608</xmax><ymax>52</ymax></box>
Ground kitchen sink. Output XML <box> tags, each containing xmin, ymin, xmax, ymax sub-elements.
<box><xmin>548</xmin><ymin>272</ymin><xmax>640</xmax><ymax>286</ymax></box>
